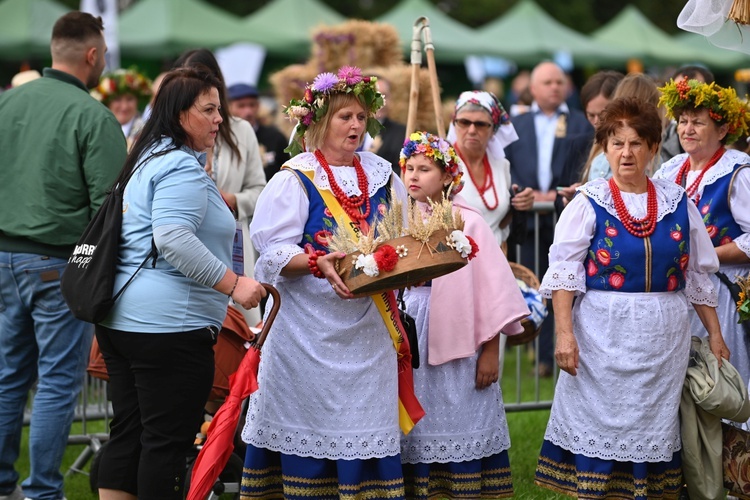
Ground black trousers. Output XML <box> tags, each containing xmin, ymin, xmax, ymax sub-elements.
<box><xmin>94</xmin><ymin>324</ymin><xmax>216</xmax><ymax>499</ymax></box>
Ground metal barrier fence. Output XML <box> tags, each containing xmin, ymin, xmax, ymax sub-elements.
<box><xmin>20</xmin><ymin>202</ymin><xmax>560</xmax><ymax>478</ymax></box>
<box><xmin>503</xmin><ymin>201</ymin><xmax>559</xmax><ymax>412</ymax></box>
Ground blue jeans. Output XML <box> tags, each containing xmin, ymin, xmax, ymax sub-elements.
<box><xmin>0</xmin><ymin>252</ymin><xmax>91</xmax><ymax>500</ymax></box>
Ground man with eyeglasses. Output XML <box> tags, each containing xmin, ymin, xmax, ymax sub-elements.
<box><xmin>504</xmin><ymin>61</ymin><xmax>593</xmax><ymax>378</ymax></box>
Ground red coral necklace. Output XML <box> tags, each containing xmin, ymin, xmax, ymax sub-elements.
<box><xmin>609</xmin><ymin>178</ymin><xmax>658</xmax><ymax>238</ymax></box>
<box><xmin>314</xmin><ymin>149</ymin><xmax>371</xmax><ymax>221</ymax></box>
<box><xmin>455</xmin><ymin>145</ymin><xmax>498</xmax><ymax>210</ymax></box>
<box><xmin>675</xmin><ymin>146</ymin><xmax>725</xmax><ymax>199</ymax></box>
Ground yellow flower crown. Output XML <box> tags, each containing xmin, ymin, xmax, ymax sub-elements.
<box><xmin>658</xmin><ymin>77</ymin><xmax>750</xmax><ymax>144</ymax></box>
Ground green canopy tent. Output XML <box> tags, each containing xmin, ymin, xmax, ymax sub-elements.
<box><xmin>477</xmin><ymin>0</ymin><xmax>627</xmax><ymax>67</ymax></box>
<box><xmin>0</xmin><ymin>0</ymin><xmax>70</xmax><ymax>61</ymax></box>
<box><xmin>673</xmin><ymin>31</ymin><xmax>749</xmax><ymax>71</ymax></box>
<box><xmin>241</xmin><ymin>0</ymin><xmax>345</xmax><ymax>59</ymax></box>
<box><xmin>119</xmin><ymin>0</ymin><xmax>255</xmax><ymax>59</ymax></box>
<box><xmin>592</xmin><ymin>5</ymin><xmax>724</xmax><ymax>67</ymax></box>
<box><xmin>376</xmin><ymin>0</ymin><xmax>499</xmax><ymax>64</ymax></box>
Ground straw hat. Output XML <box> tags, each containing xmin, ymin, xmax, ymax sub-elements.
<box><xmin>11</xmin><ymin>70</ymin><xmax>41</xmax><ymax>88</ymax></box>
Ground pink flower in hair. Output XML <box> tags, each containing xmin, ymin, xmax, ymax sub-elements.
<box><xmin>337</xmin><ymin>66</ymin><xmax>363</xmax><ymax>86</ymax></box>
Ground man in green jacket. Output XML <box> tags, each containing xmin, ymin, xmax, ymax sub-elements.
<box><xmin>0</xmin><ymin>12</ymin><xmax>126</xmax><ymax>500</ymax></box>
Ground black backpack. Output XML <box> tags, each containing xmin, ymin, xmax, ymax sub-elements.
<box><xmin>61</xmin><ymin>176</ymin><xmax>156</xmax><ymax>324</ymax></box>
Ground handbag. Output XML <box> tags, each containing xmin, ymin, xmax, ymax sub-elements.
<box><xmin>722</xmin><ymin>422</ymin><xmax>750</xmax><ymax>499</ymax></box>
<box><xmin>61</xmin><ymin>174</ymin><xmax>156</xmax><ymax>324</ymax></box>
<box><xmin>397</xmin><ymin>288</ymin><xmax>420</xmax><ymax>369</ymax></box>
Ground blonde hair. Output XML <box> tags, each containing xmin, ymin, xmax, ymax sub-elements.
<box><xmin>304</xmin><ymin>93</ymin><xmax>366</xmax><ymax>152</ymax></box>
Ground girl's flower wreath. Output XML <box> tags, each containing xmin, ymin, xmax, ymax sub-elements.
<box><xmin>658</xmin><ymin>77</ymin><xmax>750</xmax><ymax>145</ymax></box>
<box><xmin>284</xmin><ymin>66</ymin><xmax>385</xmax><ymax>157</ymax></box>
<box><xmin>399</xmin><ymin>131</ymin><xmax>464</xmax><ymax>198</ymax></box>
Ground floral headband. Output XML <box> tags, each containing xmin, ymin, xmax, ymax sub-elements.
<box><xmin>284</xmin><ymin>66</ymin><xmax>385</xmax><ymax>157</ymax></box>
<box><xmin>92</xmin><ymin>68</ymin><xmax>152</xmax><ymax>104</ymax></box>
<box><xmin>400</xmin><ymin>131</ymin><xmax>464</xmax><ymax>198</ymax></box>
<box><xmin>659</xmin><ymin>77</ymin><xmax>750</xmax><ymax>145</ymax></box>
<box><xmin>446</xmin><ymin>90</ymin><xmax>518</xmax><ymax>160</ymax></box>
<box><xmin>452</xmin><ymin>90</ymin><xmax>510</xmax><ymax>132</ymax></box>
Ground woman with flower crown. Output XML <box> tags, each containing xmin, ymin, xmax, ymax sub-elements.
<box><xmin>654</xmin><ymin>77</ymin><xmax>750</xmax><ymax>415</ymax></box>
<box><xmin>534</xmin><ymin>97</ymin><xmax>729</xmax><ymax>498</ymax></box>
<box><xmin>398</xmin><ymin>131</ymin><xmax>530</xmax><ymax>498</ymax></box>
<box><xmin>239</xmin><ymin>66</ymin><xmax>417</xmax><ymax>499</ymax></box>
<box><xmin>93</xmin><ymin>68</ymin><xmax>151</xmax><ymax>150</ymax></box>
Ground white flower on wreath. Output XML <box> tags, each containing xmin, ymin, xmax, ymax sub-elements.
<box><xmin>355</xmin><ymin>253</ymin><xmax>380</xmax><ymax>277</ymax></box>
<box><xmin>448</xmin><ymin>230</ymin><xmax>472</xmax><ymax>258</ymax></box>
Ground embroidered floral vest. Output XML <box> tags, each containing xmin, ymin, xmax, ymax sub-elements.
<box><xmin>287</xmin><ymin>167</ymin><xmax>391</xmax><ymax>252</ymax></box>
<box><xmin>585</xmin><ymin>195</ymin><xmax>690</xmax><ymax>293</ymax></box>
<box><xmin>695</xmin><ymin>164</ymin><xmax>747</xmax><ymax>247</ymax></box>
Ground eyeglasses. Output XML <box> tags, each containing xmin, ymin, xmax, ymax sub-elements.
<box><xmin>454</xmin><ymin>118</ymin><xmax>493</xmax><ymax>130</ymax></box>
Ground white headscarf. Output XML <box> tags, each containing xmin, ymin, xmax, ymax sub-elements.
<box><xmin>446</xmin><ymin>90</ymin><xmax>519</xmax><ymax>160</ymax></box>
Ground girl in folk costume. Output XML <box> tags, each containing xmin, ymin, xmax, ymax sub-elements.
<box><xmin>654</xmin><ymin>79</ymin><xmax>750</xmax><ymax>422</ymax></box>
<box><xmin>240</xmin><ymin>67</ymin><xmax>423</xmax><ymax>499</ymax></box>
<box><xmin>535</xmin><ymin>98</ymin><xmax>729</xmax><ymax>498</ymax></box>
<box><xmin>399</xmin><ymin>131</ymin><xmax>530</xmax><ymax>499</ymax></box>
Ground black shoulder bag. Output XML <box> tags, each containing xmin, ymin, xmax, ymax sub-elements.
<box><xmin>397</xmin><ymin>288</ymin><xmax>420</xmax><ymax>369</ymax></box>
<box><xmin>61</xmin><ymin>176</ymin><xmax>156</xmax><ymax>324</ymax></box>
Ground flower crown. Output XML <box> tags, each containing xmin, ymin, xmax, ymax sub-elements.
<box><xmin>659</xmin><ymin>77</ymin><xmax>750</xmax><ymax>145</ymax></box>
<box><xmin>399</xmin><ymin>131</ymin><xmax>464</xmax><ymax>197</ymax></box>
<box><xmin>92</xmin><ymin>68</ymin><xmax>152</xmax><ymax>104</ymax></box>
<box><xmin>284</xmin><ymin>66</ymin><xmax>385</xmax><ymax>157</ymax></box>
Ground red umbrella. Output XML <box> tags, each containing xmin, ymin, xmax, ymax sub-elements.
<box><xmin>187</xmin><ymin>284</ymin><xmax>280</xmax><ymax>500</ymax></box>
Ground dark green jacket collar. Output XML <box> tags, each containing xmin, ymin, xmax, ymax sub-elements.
<box><xmin>42</xmin><ymin>67</ymin><xmax>88</xmax><ymax>93</ymax></box>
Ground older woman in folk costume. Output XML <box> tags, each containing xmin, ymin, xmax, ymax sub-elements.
<box><xmin>240</xmin><ymin>67</ymin><xmax>423</xmax><ymax>499</ymax></box>
<box><xmin>534</xmin><ymin>97</ymin><xmax>729</xmax><ymax>499</ymax></box>
<box><xmin>447</xmin><ymin>91</ymin><xmax>534</xmax><ymax>248</ymax></box>
<box><xmin>399</xmin><ymin>132</ymin><xmax>530</xmax><ymax>499</ymax></box>
<box><xmin>654</xmin><ymin>79</ymin><xmax>750</xmax><ymax>418</ymax></box>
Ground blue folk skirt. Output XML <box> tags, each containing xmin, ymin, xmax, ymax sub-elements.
<box><xmin>402</xmin><ymin>450</ymin><xmax>513</xmax><ymax>499</ymax></box>
<box><xmin>240</xmin><ymin>444</ymin><xmax>405</xmax><ymax>499</ymax></box>
<box><xmin>534</xmin><ymin>440</ymin><xmax>683</xmax><ymax>499</ymax></box>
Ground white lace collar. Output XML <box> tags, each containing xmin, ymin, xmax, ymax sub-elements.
<box><xmin>284</xmin><ymin>151</ymin><xmax>392</xmax><ymax>197</ymax></box>
<box><xmin>657</xmin><ymin>149</ymin><xmax>750</xmax><ymax>190</ymax></box>
<box><xmin>580</xmin><ymin>178</ymin><xmax>685</xmax><ymax>222</ymax></box>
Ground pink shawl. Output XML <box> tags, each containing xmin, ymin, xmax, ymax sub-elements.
<box><xmin>427</xmin><ymin>195</ymin><xmax>529</xmax><ymax>365</ymax></box>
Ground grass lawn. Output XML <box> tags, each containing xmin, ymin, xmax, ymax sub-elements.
<box><xmin>17</xmin><ymin>344</ymin><xmax>566</xmax><ymax>499</ymax></box>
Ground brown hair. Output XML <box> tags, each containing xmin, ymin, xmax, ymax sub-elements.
<box><xmin>174</xmin><ymin>49</ymin><xmax>241</xmax><ymax>162</ymax></box>
<box><xmin>305</xmin><ymin>93</ymin><xmax>365</xmax><ymax>151</ymax></box>
<box><xmin>595</xmin><ymin>97</ymin><xmax>662</xmax><ymax>151</ymax></box>
<box><xmin>50</xmin><ymin>12</ymin><xmax>104</xmax><ymax>63</ymax></box>
<box><xmin>580</xmin><ymin>70</ymin><xmax>624</xmax><ymax>113</ymax></box>
<box><xmin>579</xmin><ymin>74</ymin><xmax>661</xmax><ymax>182</ymax></box>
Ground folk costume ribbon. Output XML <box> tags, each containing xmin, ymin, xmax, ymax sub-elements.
<box><xmin>298</xmin><ymin>168</ymin><xmax>425</xmax><ymax>434</ymax></box>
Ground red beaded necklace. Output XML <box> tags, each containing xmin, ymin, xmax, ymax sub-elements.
<box><xmin>455</xmin><ymin>145</ymin><xmax>498</xmax><ymax>210</ymax></box>
<box><xmin>608</xmin><ymin>178</ymin><xmax>658</xmax><ymax>238</ymax></box>
<box><xmin>314</xmin><ymin>149</ymin><xmax>371</xmax><ymax>221</ymax></box>
<box><xmin>675</xmin><ymin>146</ymin><xmax>725</xmax><ymax>198</ymax></box>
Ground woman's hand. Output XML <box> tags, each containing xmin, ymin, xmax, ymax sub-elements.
<box><xmin>555</xmin><ymin>330</ymin><xmax>579</xmax><ymax>376</ymax></box>
<box><xmin>510</xmin><ymin>184</ymin><xmax>534</xmax><ymax>211</ymax></box>
<box><xmin>693</xmin><ymin>303</ymin><xmax>730</xmax><ymax>367</ymax></box>
<box><xmin>557</xmin><ymin>183</ymin><xmax>580</xmax><ymax>202</ymax></box>
<box><xmin>708</xmin><ymin>333</ymin><xmax>731</xmax><ymax>367</ymax></box>
<box><xmin>232</xmin><ymin>277</ymin><xmax>267</xmax><ymax>309</ymax></box>
<box><xmin>476</xmin><ymin>336</ymin><xmax>500</xmax><ymax>389</ymax></box>
<box><xmin>316</xmin><ymin>251</ymin><xmax>355</xmax><ymax>299</ymax></box>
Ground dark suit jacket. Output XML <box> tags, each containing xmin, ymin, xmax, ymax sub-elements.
<box><xmin>504</xmin><ymin>108</ymin><xmax>593</xmax><ymax>192</ymax></box>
